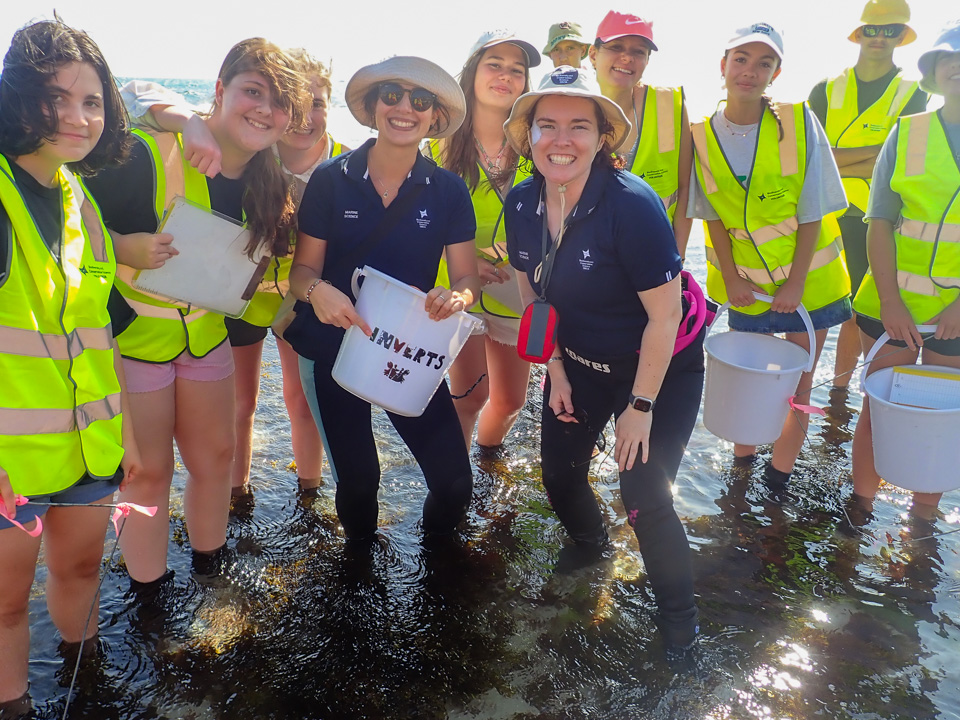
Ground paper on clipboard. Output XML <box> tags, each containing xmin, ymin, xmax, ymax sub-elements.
<box><xmin>132</xmin><ymin>196</ymin><xmax>271</xmax><ymax>318</ymax></box>
<box><xmin>478</xmin><ymin>243</ymin><xmax>524</xmax><ymax>315</ymax></box>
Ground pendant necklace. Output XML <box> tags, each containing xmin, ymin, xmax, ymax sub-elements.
<box><xmin>475</xmin><ymin>135</ymin><xmax>508</xmax><ymax>172</ymax></box>
<box><xmin>370</xmin><ymin>173</ymin><xmax>399</xmax><ymax>199</ymax></box>
<box><xmin>721</xmin><ymin>110</ymin><xmax>757</xmax><ymax>138</ymax></box>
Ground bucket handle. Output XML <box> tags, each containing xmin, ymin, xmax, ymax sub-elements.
<box><xmin>708</xmin><ymin>292</ymin><xmax>816</xmax><ymax>373</ymax></box>
<box><xmin>860</xmin><ymin>324</ymin><xmax>938</xmax><ymax>393</ymax></box>
<box><xmin>350</xmin><ymin>267</ymin><xmax>365</xmax><ymax>300</ymax></box>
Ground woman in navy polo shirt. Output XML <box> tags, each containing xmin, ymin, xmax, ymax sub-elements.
<box><xmin>503</xmin><ymin>67</ymin><xmax>705</xmax><ymax>654</ymax></box>
<box><xmin>288</xmin><ymin>57</ymin><xmax>480</xmax><ymax>539</ymax></box>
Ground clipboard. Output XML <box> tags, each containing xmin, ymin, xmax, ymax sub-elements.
<box><xmin>132</xmin><ymin>196</ymin><xmax>271</xmax><ymax>318</ymax></box>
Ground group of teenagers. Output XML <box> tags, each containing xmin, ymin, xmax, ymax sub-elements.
<box><xmin>2</xmin><ymin>0</ymin><xmax>959</xmax><ymax>707</ymax></box>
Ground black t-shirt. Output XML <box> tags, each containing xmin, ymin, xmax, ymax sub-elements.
<box><xmin>294</xmin><ymin>138</ymin><xmax>476</xmax><ymax>364</ymax></box>
<box><xmin>505</xmin><ymin>164</ymin><xmax>682</xmax><ymax>357</ymax></box>
<box><xmin>0</xmin><ymin>155</ymin><xmax>135</xmax><ymax>335</ymax></box>
<box><xmin>85</xmin><ymin>137</ymin><xmax>245</xmax><ymax>234</ymax></box>
<box><xmin>808</xmin><ymin>66</ymin><xmax>929</xmax><ymax>130</ymax></box>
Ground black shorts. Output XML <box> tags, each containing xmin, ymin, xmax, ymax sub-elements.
<box><xmin>856</xmin><ymin>314</ymin><xmax>960</xmax><ymax>356</ymax></box>
<box><xmin>838</xmin><ymin>212</ymin><xmax>869</xmax><ymax>296</ymax></box>
<box><xmin>225</xmin><ymin>317</ymin><xmax>269</xmax><ymax>348</ymax></box>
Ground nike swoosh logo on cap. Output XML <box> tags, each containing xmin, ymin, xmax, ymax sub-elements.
<box><xmin>624</xmin><ymin>19</ymin><xmax>644</xmax><ymax>24</ymax></box>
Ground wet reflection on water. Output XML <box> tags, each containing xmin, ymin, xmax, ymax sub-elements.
<box><xmin>18</xmin><ymin>301</ymin><xmax>960</xmax><ymax>720</ymax></box>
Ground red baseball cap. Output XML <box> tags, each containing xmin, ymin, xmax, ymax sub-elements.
<box><xmin>595</xmin><ymin>10</ymin><xmax>658</xmax><ymax>51</ymax></box>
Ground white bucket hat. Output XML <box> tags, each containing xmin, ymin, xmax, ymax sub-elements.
<box><xmin>503</xmin><ymin>66</ymin><xmax>631</xmax><ymax>156</ymax></box>
<box><xmin>345</xmin><ymin>56</ymin><xmax>466</xmax><ymax>139</ymax></box>
<box><xmin>918</xmin><ymin>20</ymin><xmax>960</xmax><ymax>94</ymax></box>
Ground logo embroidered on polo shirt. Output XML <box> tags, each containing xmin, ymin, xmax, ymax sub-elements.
<box><xmin>416</xmin><ymin>209</ymin><xmax>431</xmax><ymax>229</ymax></box>
<box><xmin>344</xmin><ymin>210</ymin><xmax>359</xmax><ymax>219</ymax></box>
<box><xmin>579</xmin><ymin>249</ymin><xmax>594</xmax><ymax>271</ymax></box>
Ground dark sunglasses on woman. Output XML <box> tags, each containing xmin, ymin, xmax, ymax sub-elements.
<box><xmin>378</xmin><ymin>83</ymin><xmax>436</xmax><ymax>112</ymax></box>
<box><xmin>861</xmin><ymin>24</ymin><xmax>905</xmax><ymax>38</ymax></box>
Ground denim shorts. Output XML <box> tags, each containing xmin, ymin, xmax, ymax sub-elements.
<box><xmin>729</xmin><ymin>297</ymin><xmax>852</xmax><ymax>333</ymax></box>
<box><xmin>0</xmin><ymin>468</ymin><xmax>122</xmax><ymax>530</ymax></box>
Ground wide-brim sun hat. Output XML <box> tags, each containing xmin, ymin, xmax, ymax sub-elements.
<box><xmin>503</xmin><ymin>66</ymin><xmax>631</xmax><ymax>157</ymax></box>
<box><xmin>467</xmin><ymin>30</ymin><xmax>542</xmax><ymax>69</ymax></box>
<box><xmin>848</xmin><ymin>0</ymin><xmax>916</xmax><ymax>45</ymax></box>
<box><xmin>345</xmin><ymin>56</ymin><xmax>466</xmax><ymax>140</ymax></box>
<box><xmin>726</xmin><ymin>22</ymin><xmax>785</xmax><ymax>61</ymax></box>
<box><xmin>918</xmin><ymin>20</ymin><xmax>960</xmax><ymax>94</ymax></box>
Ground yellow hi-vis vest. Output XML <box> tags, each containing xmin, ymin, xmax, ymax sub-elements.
<box><xmin>0</xmin><ymin>158</ymin><xmax>124</xmax><ymax>496</ymax></box>
<box><xmin>242</xmin><ymin>136</ymin><xmax>346</xmax><ymax>328</ymax></box>
<box><xmin>825</xmin><ymin>68</ymin><xmax>919</xmax><ymax>213</ymax></box>
<box><xmin>692</xmin><ymin>102</ymin><xmax>851</xmax><ymax>315</ymax></box>
<box><xmin>854</xmin><ymin>112</ymin><xmax>960</xmax><ymax>323</ymax></box>
<box><xmin>429</xmin><ymin>140</ymin><xmax>529</xmax><ymax>319</ymax></box>
<box><xmin>115</xmin><ymin>129</ymin><xmax>229</xmax><ymax>361</ymax></box>
<box><xmin>628</xmin><ymin>85</ymin><xmax>684</xmax><ymax>224</ymax></box>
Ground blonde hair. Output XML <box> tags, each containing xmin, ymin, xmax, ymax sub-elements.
<box><xmin>288</xmin><ymin>47</ymin><xmax>332</xmax><ymax>97</ymax></box>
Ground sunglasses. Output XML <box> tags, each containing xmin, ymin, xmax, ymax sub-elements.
<box><xmin>378</xmin><ymin>83</ymin><xmax>436</xmax><ymax>112</ymax></box>
<box><xmin>862</xmin><ymin>24</ymin><xmax>905</xmax><ymax>38</ymax></box>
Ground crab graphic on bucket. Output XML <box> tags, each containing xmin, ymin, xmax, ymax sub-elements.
<box><xmin>331</xmin><ymin>266</ymin><xmax>483</xmax><ymax>417</ymax></box>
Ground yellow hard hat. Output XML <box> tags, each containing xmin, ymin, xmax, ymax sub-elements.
<box><xmin>849</xmin><ymin>0</ymin><xmax>916</xmax><ymax>45</ymax></box>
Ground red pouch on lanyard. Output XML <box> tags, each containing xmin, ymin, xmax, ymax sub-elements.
<box><xmin>518</xmin><ymin>300</ymin><xmax>558</xmax><ymax>363</ymax></box>
<box><xmin>516</xmin><ymin>197</ymin><xmax>568</xmax><ymax>364</ymax></box>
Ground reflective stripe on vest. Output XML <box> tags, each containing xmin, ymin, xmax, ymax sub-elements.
<box><xmin>429</xmin><ymin>139</ymin><xmax>531</xmax><ymax>319</ymax></box>
<box><xmin>114</xmin><ymin>129</ymin><xmax>227</xmax><ymax>361</ymax></box>
<box><xmin>854</xmin><ymin>112</ymin><xmax>960</xmax><ymax>322</ymax></box>
<box><xmin>629</xmin><ymin>86</ymin><xmax>683</xmax><ymax>222</ymax></box>
<box><xmin>825</xmin><ymin>68</ymin><xmax>920</xmax><ymax>213</ymax></box>
<box><xmin>0</xmin><ymin>157</ymin><xmax>124</xmax><ymax>495</ymax></box>
<box><xmin>693</xmin><ymin>102</ymin><xmax>851</xmax><ymax>315</ymax></box>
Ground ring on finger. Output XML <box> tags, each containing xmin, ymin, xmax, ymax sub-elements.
<box><xmin>438</xmin><ymin>295</ymin><xmax>446</xmax><ymax>303</ymax></box>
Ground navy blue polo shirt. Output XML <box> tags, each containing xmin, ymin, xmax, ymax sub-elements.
<box><xmin>504</xmin><ymin>164</ymin><xmax>681</xmax><ymax>357</ymax></box>
<box><xmin>297</xmin><ymin>138</ymin><xmax>476</xmax><ymax>363</ymax></box>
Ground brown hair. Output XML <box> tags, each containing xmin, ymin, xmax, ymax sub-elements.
<box><xmin>0</xmin><ymin>18</ymin><xmax>131</xmax><ymax>174</ymax></box>
<box><xmin>439</xmin><ymin>45</ymin><xmax>532</xmax><ymax>192</ymax></box>
<box><xmin>215</xmin><ymin>38</ymin><xmax>310</xmax><ymax>258</ymax></box>
<box><xmin>287</xmin><ymin>47</ymin><xmax>332</xmax><ymax>98</ymax></box>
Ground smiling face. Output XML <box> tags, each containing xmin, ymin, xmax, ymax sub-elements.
<box><xmin>934</xmin><ymin>51</ymin><xmax>960</xmax><ymax>98</ymax></box>
<box><xmin>721</xmin><ymin>43</ymin><xmax>782</xmax><ymax>103</ymax></box>
<box><xmin>280</xmin><ymin>75</ymin><xmax>330</xmax><ymax>151</ymax></box>
<box><xmin>530</xmin><ymin>95</ymin><xmax>604</xmax><ymax>187</ymax></box>
<box><xmin>214</xmin><ymin>70</ymin><xmax>291</xmax><ymax>154</ymax></box>
<box><xmin>473</xmin><ymin>43</ymin><xmax>528</xmax><ymax>112</ymax></box>
<box><xmin>549</xmin><ymin>40</ymin><xmax>587</xmax><ymax>68</ymax></box>
<box><xmin>374</xmin><ymin>81</ymin><xmax>439</xmax><ymax>148</ymax></box>
<box><xmin>590</xmin><ymin>36</ymin><xmax>652</xmax><ymax>92</ymax></box>
<box><xmin>35</xmin><ymin>61</ymin><xmax>105</xmax><ymax>173</ymax></box>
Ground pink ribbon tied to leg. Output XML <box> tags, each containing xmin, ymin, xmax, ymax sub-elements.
<box><xmin>110</xmin><ymin>502</ymin><xmax>158</xmax><ymax>537</ymax></box>
<box><xmin>2</xmin><ymin>495</ymin><xmax>43</xmax><ymax>537</ymax></box>
<box><xmin>789</xmin><ymin>395</ymin><xmax>826</xmax><ymax>416</ymax></box>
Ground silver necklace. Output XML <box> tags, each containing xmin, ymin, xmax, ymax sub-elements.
<box><xmin>370</xmin><ymin>173</ymin><xmax>400</xmax><ymax>198</ymax></box>
<box><xmin>721</xmin><ymin>111</ymin><xmax>757</xmax><ymax>138</ymax></box>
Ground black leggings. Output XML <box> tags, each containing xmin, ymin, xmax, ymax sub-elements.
<box><xmin>310</xmin><ymin>362</ymin><xmax>473</xmax><ymax>538</ymax></box>
<box><xmin>540</xmin><ymin>333</ymin><xmax>705</xmax><ymax>629</ymax></box>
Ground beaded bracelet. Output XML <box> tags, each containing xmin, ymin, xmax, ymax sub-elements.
<box><xmin>304</xmin><ymin>278</ymin><xmax>328</xmax><ymax>302</ymax></box>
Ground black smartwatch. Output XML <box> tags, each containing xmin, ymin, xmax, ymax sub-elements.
<box><xmin>627</xmin><ymin>394</ymin><xmax>656</xmax><ymax>412</ymax></box>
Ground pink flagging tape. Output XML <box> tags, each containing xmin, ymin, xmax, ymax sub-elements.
<box><xmin>2</xmin><ymin>495</ymin><xmax>43</xmax><ymax>537</ymax></box>
<box><xmin>789</xmin><ymin>395</ymin><xmax>826</xmax><ymax>416</ymax></box>
<box><xmin>110</xmin><ymin>503</ymin><xmax>158</xmax><ymax>537</ymax></box>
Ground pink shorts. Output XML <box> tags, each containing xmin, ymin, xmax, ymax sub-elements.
<box><xmin>123</xmin><ymin>342</ymin><xmax>235</xmax><ymax>394</ymax></box>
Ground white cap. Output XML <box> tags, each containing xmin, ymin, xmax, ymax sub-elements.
<box><xmin>467</xmin><ymin>30</ymin><xmax>542</xmax><ymax>68</ymax></box>
<box><xmin>725</xmin><ymin>22</ymin><xmax>784</xmax><ymax>60</ymax></box>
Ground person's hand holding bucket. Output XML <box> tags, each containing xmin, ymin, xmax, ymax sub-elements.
<box><xmin>880</xmin><ymin>296</ymin><xmax>924</xmax><ymax>351</ymax></box>
<box><xmin>770</xmin><ymin>276</ymin><xmax>805</xmax><ymax>314</ymax></box>
<box><xmin>425</xmin><ymin>286</ymin><xmax>468</xmax><ymax>321</ymax></box>
<box><xmin>932</xmin><ymin>298</ymin><xmax>960</xmax><ymax>342</ymax></box>
<box><xmin>723</xmin><ymin>272</ymin><xmax>765</xmax><ymax>308</ymax></box>
<box><xmin>308</xmin><ymin>279</ymin><xmax>373</xmax><ymax>336</ymax></box>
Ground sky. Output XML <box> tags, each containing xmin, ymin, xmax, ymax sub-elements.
<box><xmin>2</xmin><ymin>0</ymin><xmax>955</xmax><ymax>128</ymax></box>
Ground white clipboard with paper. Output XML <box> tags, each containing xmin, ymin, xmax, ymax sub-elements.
<box><xmin>131</xmin><ymin>196</ymin><xmax>271</xmax><ymax>318</ymax></box>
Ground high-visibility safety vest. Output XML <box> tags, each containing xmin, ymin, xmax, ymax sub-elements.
<box><xmin>429</xmin><ymin>140</ymin><xmax>529</xmax><ymax>319</ymax></box>
<box><xmin>242</xmin><ymin>136</ymin><xmax>345</xmax><ymax>328</ymax></box>
<box><xmin>854</xmin><ymin>112</ymin><xmax>960</xmax><ymax>324</ymax></box>
<box><xmin>692</xmin><ymin>102</ymin><xmax>851</xmax><ymax>315</ymax></box>
<box><xmin>628</xmin><ymin>85</ymin><xmax>684</xmax><ymax>224</ymax></box>
<box><xmin>0</xmin><ymin>157</ymin><xmax>124</xmax><ymax>496</ymax></box>
<box><xmin>114</xmin><ymin>129</ymin><xmax>229</xmax><ymax>361</ymax></box>
<box><xmin>825</xmin><ymin>68</ymin><xmax>919</xmax><ymax>213</ymax></box>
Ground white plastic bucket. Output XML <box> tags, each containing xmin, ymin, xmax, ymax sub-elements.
<box><xmin>702</xmin><ymin>293</ymin><xmax>816</xmax><ymax>445</ymax></box>
<box><xmin>331</xmin><ymin>266</ymin><xmax>482</xmax><ymax>417</ymax></box>
<box><xmin>861</xmin><ymin>326</ymin><xmax>960</xmax><ymax>493</ymax></box>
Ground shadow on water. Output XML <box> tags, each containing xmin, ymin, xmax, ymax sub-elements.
<box><xmin>16</xmin><ymin>268</ymin><xmax>960</xmax><ymax>720</ymax></box>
